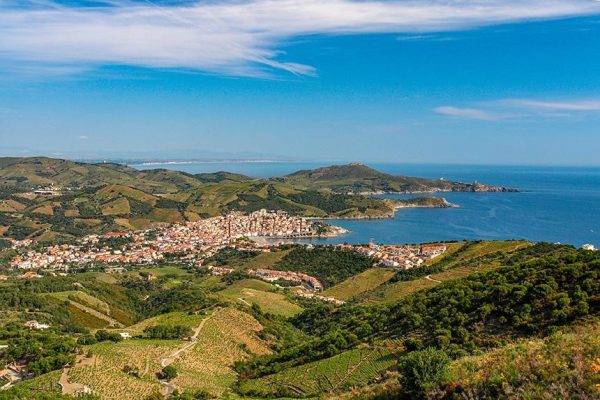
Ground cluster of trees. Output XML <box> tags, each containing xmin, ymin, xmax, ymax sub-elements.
<box><xmin>204</xmin><ymin>247</ymin><xmax>259</xmax><ymax>267</ymax></box>
<box><xmin>143</xmin><ymin>324</ymin><xmax>192</xmax><ymax>339</ymax></box>
<box><xmin>140</xmin><ymin>285</ymin><xmax>212</xmax><ymax>317</ymax></box>
<box><xmin>94</xmin><ymin>330</ymin><xmax>123</xmax><ymax>343</ymax></box>
<box><xmin>4</xmin><ymin>332</ymin><xmax>77</xmax><ymax>376</ymax></box>
<box><xmin>273</xmin><ymin>246</ymin><xmax>374</xmax><ymax>288</ymax></box>
<box><xmin>237</xmin><ymin>244</ymin><xmax>599</xmax><ymax>380</ymax></box>
<box><xmin>287</xmin><ymin>191</ymin><xmax>356</xmax><ymax>213</ymax></box>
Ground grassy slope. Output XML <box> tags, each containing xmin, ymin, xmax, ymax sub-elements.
<box><xmin>323</xmin><ymin>268</ymin><xmax>396</xmax><ymax>301</ymax></box>
<box><xmin>437</xmin><ymin>320</ymin><xmax>600</xmax><ymax>399</ymax></box>
<box><xmin>217</xmin><ymin>279</ymin><xmax>303</xmax><ymax>318</ymax></box>
<box><xmin>359</xmin><ymin>241</ymin><xmax>531</xmax><ymax>304</ymax></box>
<box><xmin>121</xmin><ymin>311</ymin><xmax>206</xmax><ymax>335</ymax></box>
<box><xmin>239</xmin><ymin>344</ymin><xmax>399</xmax><ymax>398</ymax></box>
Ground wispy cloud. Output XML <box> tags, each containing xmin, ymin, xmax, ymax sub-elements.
<box><xmin>1</xmin><ymin>0</ymin><xmax>599</xmax><ymax>78</ymax></box>
<box><xmin>434</xmin><ymin>106</ymin><xmax>503</xmax><ymax>121</ymax></box>
<box><xmin>500</xmin><ymin>99</ymin><xmax>600</xmax><ymax>111</ymax></box>
<box><xmin>435</xmin><ymin>97</ymin><xmax>600</xmax><ymax>120</ymax></box>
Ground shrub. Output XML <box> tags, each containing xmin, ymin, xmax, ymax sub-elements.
<box><xmin>398</xmin><ymin>347</ymin><xmax>450</xmax><ymax>399</ymax></box>
<box><xmin>161</xmin><ymin>365</ymin><xmax>178</xmax><ymax>381</ymax></box>
<box><xmin>94</xmin><ymin>330</ymin><xmax>122</xmax><ymax>343</ymax></box>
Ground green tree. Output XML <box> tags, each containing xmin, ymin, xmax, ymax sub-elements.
<box><xmin>398</xmin><ymin>347</ymin><xmax>450</xmax><ymax>399</ymax></box>
<box><xmin>162</xmin><ymin>365</ymin><xmax>178</xmax><ymax>381</ymax></box>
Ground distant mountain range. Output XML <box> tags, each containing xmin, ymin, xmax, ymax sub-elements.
<box><xmin>0</xmin><ymin>157</ymin><xmax>517</xmax><ymax>241</ymax></box>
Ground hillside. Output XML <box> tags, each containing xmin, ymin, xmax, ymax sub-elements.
<box><xmin>279</xmin><ymin>163</ymin><xmax>517</xmax><ymax>194</ymax></box>
<box><xmin>0</xmin><ymin>157</ymin><xmax>204</xmax><ymax>193</ymax></box>
<box><xmin>0</xmin><ymin>157</ymin><xmax>517</xmax><ymax>241</ymax></box>
<box><xmin>0</xmin><ymin>242</ymin><xmax>598</xmax><ymax>399</ymax></box>
<box><xmin>235</xmin><ymin>243</ymin><xmax>599</xmax><ymax>398</ymax></box>
<box><xmin>194</xmin><ymin>171</ymin><xmax>254</xmax><ymax>184</ymax></box>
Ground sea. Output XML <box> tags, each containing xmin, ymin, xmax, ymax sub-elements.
<box><xmin>132</xmin><ymin>162</ymin><xmax>600</xmax><ymax>248</ymax></box>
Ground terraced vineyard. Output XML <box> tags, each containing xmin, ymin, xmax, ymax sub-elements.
<box><xmin>238</xmin><ymin>344</ymin><xmax>399</xmax><ymax>397</ymax></box>
<box><xmin>217</xmin><ymin>279</ymin><xmax>303</xmax><ymax>317</ymax></box>
<box><xmin>172</xmin><ymin>308</ymin><xmax>271</xmax><ymax>396</ymax></box>
<box><xmin>323</xmin><ymin>268</ymin><xmax>396</xmax><ymax>301</ymax></box>
<box><xmin>359</xmin><ymin>240</ymin><xmax>531</xmax><ymax>304</ymax></box>
<box><xmin>67</xmin><ymin>340</ymin><xmax>181</xmax><ymax>400</ymax></box>
<box><xmin>46</xmin><ymin>291</ymin><xmax>125</xmax><ymax>329</ymax></box>
<box><xmin>48</xmin><ymin>290</ymin><xmax>111</xmax><ymax>315</ymax></box>
<box><xmin>121</xmin><ymin>311</ymin><xmax>206</xmax><ymax>335</ymax></box>
<box><xmin>12</xmin><ymin>369</ymin><xmax>63</xmax><ymax>393</ymax></box>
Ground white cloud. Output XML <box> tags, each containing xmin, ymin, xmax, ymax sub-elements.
<box><xmin>79</xmin><ymin>135</ymin><xmax>89</xmax><ymax>140</ymax></box>
<box><xmin>500</xmin><ymin>99</ymin><xmax>600</xmax><ymax>111</ymax></box>
<box><xmin>434</xmin><ymin>106</ymin><xmax>503</xmax><ymax>121</ymax></box>
<box><xmin>1</xmin><ymin>0</ymin><xmax>599</xmax><ymax>77</ymax></box>
<box><xmin>435</xmin><ymin>97</ymin><xmax>600</xmax><ymax>120</ymax></box>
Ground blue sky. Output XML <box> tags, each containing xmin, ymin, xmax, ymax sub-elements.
<box><xmin>1</xmin><ymin>0</ymin><xmax>600</xmax><ymax>165</ymax></box>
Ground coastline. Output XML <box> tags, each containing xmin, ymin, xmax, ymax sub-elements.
<box><xmin>356</xmin><ymin>187</ymin><xmax>518</xmax><ymax>196</ymax></box>
<box><xmin>250</xmin><ymin>225</ymin><xmax>349</xmax><ymax>244</ymax></box>
<box><xmin>309</xmin><ymin>197</ymin><xmax>459</xmax><ymax>222</ymax></box>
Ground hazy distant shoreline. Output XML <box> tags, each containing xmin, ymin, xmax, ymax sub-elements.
<box><xmin>131</xmin><ymin>159</ymin><xmax>288</xmax><ymax>166</ymax></box>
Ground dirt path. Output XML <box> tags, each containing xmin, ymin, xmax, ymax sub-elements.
<box><xmin>68</xmin><ymin>300</ymin><xmax>124</xmax><ymax>328</ymax></box>
<box><xmin>238</xmin><ymin>297</ymin><xmax>252</xmax><ymax>306</ymax></box>
<box><xmin>158</xmin><ymin>308</ymin><xmax>220</xmax><ymax>397</ymax></box>
<box><xmin>425</xmin><ymin>275</ymin><xmax>442</xmax><ymax>283</ymax></box>
<box><xmin>159</xmin><ymin>308</ymin><xmax>219</xmax><ymax>368</ymax></box>
<box><xmin>59</xmin><ymin>355</ymin><xmax>95</xmax><ymax>395</ymax></box>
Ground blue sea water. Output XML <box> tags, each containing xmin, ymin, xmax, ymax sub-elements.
<box><xmin>132</xmin><ymin>162</ymin><xmax>600</xmax><ymax>247</ymax></box>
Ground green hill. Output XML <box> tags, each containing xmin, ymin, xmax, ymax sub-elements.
<box><xmin>235</xmin><ymin>243</ymin><xmax>599</xmax><ymax>398</ymax></box>
<box><xmin>1</xmin><ymin>242</ymin><xmax>598</xmax><ymax>400</ymax></box>
<box><xmin>0</xmin><ymin>157</ymin><xmax>203</xmax><ymax>193</ymax></box>
<box><xmin>280</xmin><ymin>163</ymin><xmax>517</xmax><ymax>194</ymax></box>
<box><xmin>194</xmin><ymin>171</ymin><xmax>254</xmax><ymax>184</ymax></box>
<box><xmin>0</xmin><ymin>157</ymin><xmax>517</xmax><ymax>241</ymax></box>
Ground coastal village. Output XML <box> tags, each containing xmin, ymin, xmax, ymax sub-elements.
<box><xmin>3</xmin><ymin>209</ymin><xmax>449</xmax><ymax>306</ymax></box>
<box><xmin>6</xmin><ymin>209</ymin><xmax>444</xmax><ymax>274</ymax></box>
<box><xmin>7</xmin><ymin>210</ymin><xmax>328</xmax><ymax>271</ymax></box>
<box><xmin>0</xmin><ymin>208</ymin><xmax>452</xmax><ymax>388</ymax></box>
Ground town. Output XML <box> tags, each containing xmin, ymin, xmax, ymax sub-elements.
<box><xmin>7</xmin><ymin>210</ymin><xmax>329</xmax><ymax>271</ymax></box>
<box><xmin>3</xmin><ymin>209</ymin><xmax>447</xmax><ymax>306</ymax></box>
<box><xmin>6</xmin><ymin>210</ymin><xmax>445</xmax><ymax>274</ymax></box>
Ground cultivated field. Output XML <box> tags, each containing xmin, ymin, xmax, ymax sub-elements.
<box><xmin>217</xmin><ymin>279</ymin><xmax>303</xmax><ymax>317</ymax></box>
<box><xmin>61</xmin><ymin>307</ymin><xmax>271</xmax><ymax>399</ymax></box>
<box><xmin>172</xmin><ymin>307</ymin><xmax>271</xmax><ymax>397</ymax></box>
<box><xmin>323</xmin><ymin>268</ymin><xmax>396</xmax><ymax>300</ymax></box>
<box><xmin>360</xmin><ymin>240</ymin><xmax>531</xmax><ymax>304</ymax></box>
<box><xmin>13</xmin><ymin>369</ymin><xmax>63</xmax><ymax>393</ymax></box>
<box><xmin>67</xmin><ymin>339</ymin><xmax>181</xmax><ymax>400</ymax></box>
<box><xmin>239</xmin><ymin>344</ymin><xmax>398</xmax><ymax>397</ymax></box>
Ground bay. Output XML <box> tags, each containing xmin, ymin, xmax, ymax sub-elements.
<box><xmin>132</xmin><ymin>162</ymin><xmax>600</xmax><ymax>247</ymax></box>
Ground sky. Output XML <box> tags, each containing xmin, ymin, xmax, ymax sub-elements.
<box><xmin>1</xmin><ymin>0</ymin><xmax>600</xmax><ymax>165</ymax></box>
